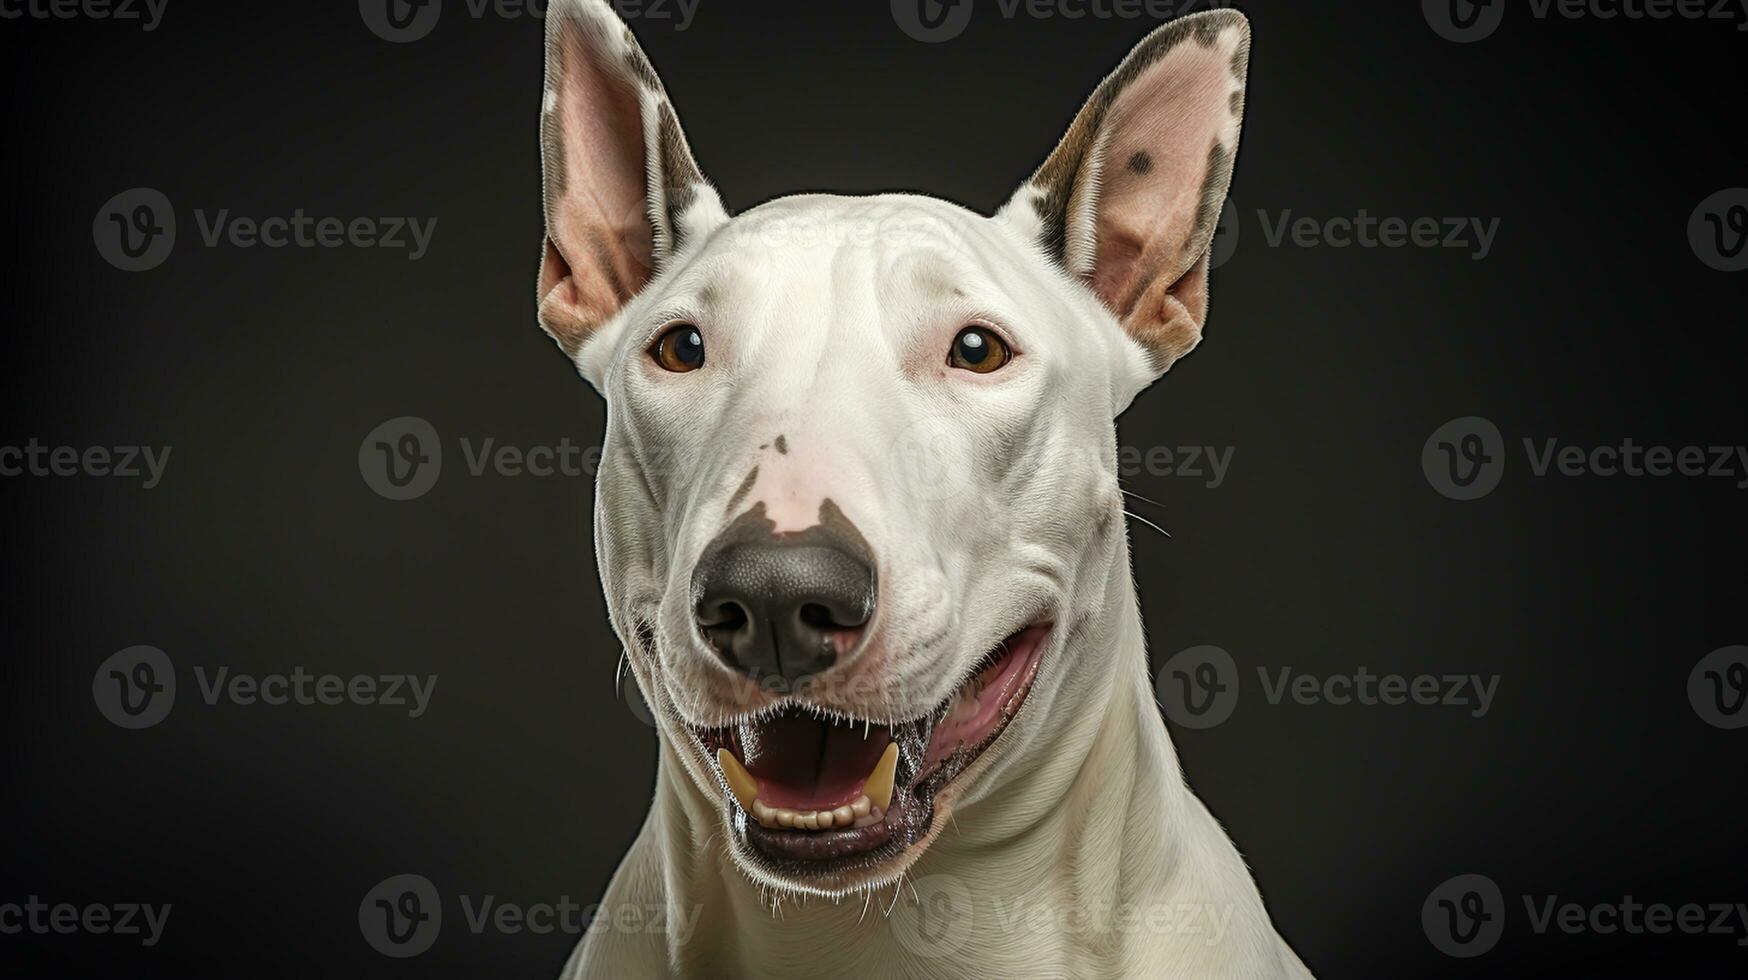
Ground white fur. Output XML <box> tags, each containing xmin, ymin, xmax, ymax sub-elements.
<box><xmin>541</xmin><ymin>3</ymin><xmax>1309</xmax><ymax>976</ymax></box>
<box><xmin>556</xmin><ymin>195</ymin><xmax>1311</xmax><ymax>978</ymax></box>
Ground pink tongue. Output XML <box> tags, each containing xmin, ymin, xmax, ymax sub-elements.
<box><xmin>923</xmin><ymin>624</ymin><xmax>1050</xmax><ymax>770</ymax></box>
<box><xmin>739</xmin><ymin>711</ymin><xmax>890</xmax><ymax>811</ymax></box>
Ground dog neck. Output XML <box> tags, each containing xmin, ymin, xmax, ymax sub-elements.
<box><xmin>638</xmin><ymin>541</ymin><xmax>1243</xmax><ymax>976</ymax></box>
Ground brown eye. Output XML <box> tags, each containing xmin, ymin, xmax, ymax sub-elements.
<box><xmin>651</xmin><ymin>324</ymin><xmax>706</xmax><ymax>373</ymax></box>
<box><xmin>949</xmin><ymin>326</ymin><xmax>1011</xmax><ymax>374</ymax></box>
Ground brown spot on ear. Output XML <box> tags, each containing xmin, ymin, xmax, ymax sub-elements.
<box><xmin>1127</xmin><ymin>151</ymin><xmax>1153</xmax><ymax>175</ymax></box>
<box><xmin>774</xmin><ymin>435</ymin><xmax>788</xmax><ymax>455</ymax></box>
<box><xmin>726</xmin><ymin>466</ymin><xmax>759</xmax><ymax>515</ymax></box>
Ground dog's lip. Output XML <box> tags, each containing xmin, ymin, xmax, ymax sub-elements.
<box><xmin>691</xmin><ymin>621</ymin><xmax>1054</xmax><ymax>875</ymax></box>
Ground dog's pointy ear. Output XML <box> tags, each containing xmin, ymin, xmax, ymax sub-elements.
<box><xmin>538</xmin><ymin>0</ymin><xmax>728</xmax><ymax>381</ymax></box>
<box><xmin>999</xmin><ymin>10</ymin><xmax>1250</xmax><ymax>386</ymax></box>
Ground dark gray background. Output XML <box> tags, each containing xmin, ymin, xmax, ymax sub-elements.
<box><xmin>3</xmin><ymin>0</ymin><xmax>1745</xmax><ymax>976</ymax></box>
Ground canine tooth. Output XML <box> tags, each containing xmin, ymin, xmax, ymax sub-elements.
<box><xmin>851</xmin><ymin>795</ymin><xmax>871</xmax><ymax>817</ymax></box>
<box><xmin>833</xmin><ymin>805</ymin><xmax>854</xmax><ymax>825</ymax></box>
<box><xmin>865</xmin><ymin>743</ymin><xmax>898</xmax><ymax>811</ymax></box>
<box><xmin>717</xmin><ymin>749</ymin><xmax>759</xmax><ymax>811</ymax></box>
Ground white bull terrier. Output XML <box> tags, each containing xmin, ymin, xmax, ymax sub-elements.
<box><xmin>535</xmin><ymin>1</ymin><xmax>1312</xmax><ymax>976</ymax></box>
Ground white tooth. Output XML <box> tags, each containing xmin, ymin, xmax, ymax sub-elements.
<box><xmin>800</xmin><ymin>812</ymin><xmax>818</xmax><ymax>830</ymax></box>
<box><xmin>777</xmin><ymin>810</ymin><xmax>795</xmax><ymax>828</ymax></box>
<box><xmin>833</xmin><ymin>805</ymin><xmax>854</xmax><ymax>825</ymax></box>
<box><xmin>851</xmin><ymin>795</ymin><xmax>871</xmax><ymax>817</ymax></box>
<box><xmin>817</xmin><ymin>810</ymin><xmax>836</xmax><ymax>829</ymax></box>
<box><xmin>752</xmin><ymin>800</ymin><xmax>771</xmax><ymax>825</ymax></box>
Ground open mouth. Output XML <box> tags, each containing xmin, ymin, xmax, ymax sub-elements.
<box><xmin>694</xmin><ymin>622</ymin><xmax>1052</xmax><ymax>879</ymax></box>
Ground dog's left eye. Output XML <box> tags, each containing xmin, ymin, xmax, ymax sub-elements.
<box><xmin>949</xmin><ymin>326</ymin><xmax>1011</xmax><ymax>374</ymax></box>
<box><xmin>651</xmin><ymin>324</ymin><xmax>706</xmax><ymax>373</ymax></box>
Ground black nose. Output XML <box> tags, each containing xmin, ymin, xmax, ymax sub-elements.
<box><xmin>693</xmin><ymin>537</ymin><xmax>875</xmax><ymax>689</ymax></box>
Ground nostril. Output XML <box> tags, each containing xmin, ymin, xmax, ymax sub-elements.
<box><xmin>798</xmin><ymin>599</ymin><xmax>871</xmax><ymax>631</ymax></box>
<box><xmin>698</xmin><ymin>600</ymin><xmax>750</xmax><ymax>654</ymax></box>
<box><xmin>698</xmin><ymin>600</ymin><xmax>748</xmax><ymax>630</ymax></box>
<box><xmin>797</xmin><ymin>602</ymin><xmax>839</xmax><ymax>631</ymax></box>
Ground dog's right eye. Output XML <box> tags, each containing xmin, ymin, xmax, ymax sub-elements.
<box><xmin>651</xmin><ymin>325</ymin><xmax>706</xmax><ymax>373</ymax></box>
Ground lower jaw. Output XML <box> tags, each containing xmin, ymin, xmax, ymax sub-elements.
<box><xmin>697</xmin><ymin>622</ymin><xmax>1052</xmax><ymax>883</ymax></box>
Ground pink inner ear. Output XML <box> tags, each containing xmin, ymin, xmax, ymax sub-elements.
<box><xmin>1090</xmin><ymin>41</ymin><xmax>1236</xmax><ymax>320</ymax></box>
<box><xmin>546</xmin><ymin>24</ymin><xmax>655</xmax><ymax>330</ymax></box>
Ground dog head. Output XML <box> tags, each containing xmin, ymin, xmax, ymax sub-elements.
<box><xmin>536</xmin><ymin>0</ymin><xmax>1250</xmax><ymax>896</ymax></box>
